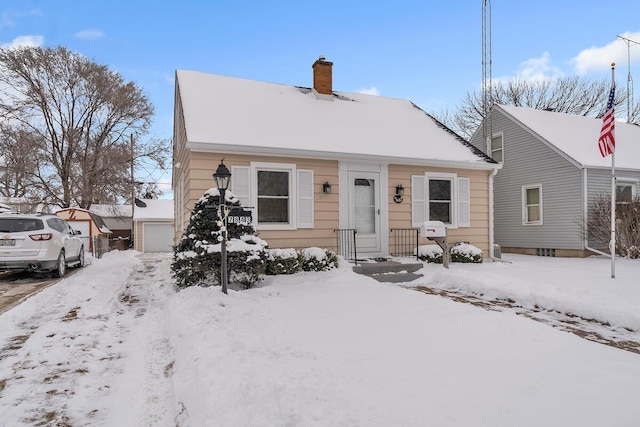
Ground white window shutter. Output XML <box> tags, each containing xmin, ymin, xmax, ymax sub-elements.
<box><xmin>411</xmin><ymin>175</ymin><xmax>426</xmax><ymax>227</ymax></box>
<box><xmin>457</xmin><ymin>177</ymin><xmax>470</xmax><ymax>227</ymax></box>
<box><xmin>231</xmin><ymin>166</ymin><xmax>251</xmax><ymax>208</ymax></box>
<box><xmin>297</xmin><ymin>169</ymin><xmax>314</xmax><ymax>228</ymax></box>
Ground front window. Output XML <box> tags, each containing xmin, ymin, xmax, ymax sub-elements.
<box><xmin>429</xmin><ymin>179</ymin><xmax>452</xmax><ymax>224</ymax></box>
<box><xmin>490</xmin><ymin>134</ymin><xmax>503</xmax><ymax>163</ymax></box>
<box><xmin>523</xmin><ymin>185</ymin><xmax>542</xmax><ymax>225</ymax></box>
<box><xmin>257</xmin><ymin>170</ymin><xmax>290</xmax><ymax>224</ymax></box>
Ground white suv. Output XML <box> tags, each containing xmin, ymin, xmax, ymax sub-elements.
<box><xmin>0</xmin><ymin>213</ymin><xmax>84</xmax><ymax>277</ymax></box>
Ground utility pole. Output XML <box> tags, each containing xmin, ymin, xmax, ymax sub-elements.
<box><xmin>130</xmin><ymin>134</ymin><xmax>135</xmax><ymax>207</ymax></box>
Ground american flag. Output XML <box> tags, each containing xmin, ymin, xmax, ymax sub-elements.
<box><xmin>598</xmin><ymin>86</ymin><xmax>616</xmax><ymax>157</ymax></box>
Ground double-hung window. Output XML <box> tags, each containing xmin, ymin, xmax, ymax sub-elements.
<box><xmin>522</xmin><ymin>185</ymin><xmax>542</xmax><ymax>225</ymax></box>
<box><xmin>231</xmin><ymin>162</ymin><xmax>314</xmax><ymax>230</ymax></box>
<box><xmin>489</xmin><ymin>134</ymin><xmax>503</xmax><ymax>163</ymax></box>
<box><xmin>411</xmin><ymin>172</ymin><xmax>470</xmax><ymax>228</ymax></box>
<box><xmin>257</xmin><ymin>170</ymin><xmax>290</xmax><ymax>224</ymax></box>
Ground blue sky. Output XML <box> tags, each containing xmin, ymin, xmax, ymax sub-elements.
<box><xmin>2</xmin><ymin>0</ymin><xmax>640</xmax><ymax>191</ymax></box>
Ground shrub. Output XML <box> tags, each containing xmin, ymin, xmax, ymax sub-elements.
<box><xmin>416</xmin><ymin>244</ymin><xmax>443</xmax><ymax>263</ymax></box>
<box><xmin>416</xmin><ymin>243</ymin><xmax>484</xmax><ymax>263</ymax></box>
<box><xmin>450</xmin><ymin>242</ymin><xmax>484</xmax><ymax>263</ymax></box>
<box><xmin>588</xmin><ymin>194</ymin><xmax>640</xmax><ymax>257</ymax></box>
<box><xmin>265</xmin><ymin>248</ymin><xmax>303</xmax><ymax>275</ymax></box>
<box><xmin>300</xmin><ymin>247</ymin><xmax>338</xmax><ymax>271</ymax></box>
<box><xmin>171</xmin><ymin>189</ymin><xmax>268</xmax><ymax>290</ymax></box>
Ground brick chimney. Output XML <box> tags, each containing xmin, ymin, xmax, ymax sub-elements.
<box><xmin>312</xmin><ymin>55</ymin><xmax>333</xmax><ymax>95</ymax></box>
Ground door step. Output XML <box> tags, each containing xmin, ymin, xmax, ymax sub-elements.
<box><xmin>353</xmin><ymin>261</ymin><xmax>423</xmax><ymax>283</ymax></box>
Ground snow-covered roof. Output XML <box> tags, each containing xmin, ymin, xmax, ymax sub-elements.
<box><xmin>90</xmin><ymin>204</ymin><xmax>132</xmax><ymax>218</ymax></box>
<box><xmin>497</xmin><ymin>104</ymin><xmax>640</xmax><ymax>170</ymax></box>
<box><xmin>176</xmin><ymin>70</ymin><xmax>496</xmax><ymax>168</ymax></box>
<box><xmin>133</xmin><ymin>199</ymin><xmax>174</xmax><ymax>221</ymax></box>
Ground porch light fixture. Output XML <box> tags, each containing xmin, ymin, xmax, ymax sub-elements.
<box><xmin>323</xmin><ymin>181</ymin><xmax>332</xmax><ymax>194</ymax></box>
<box><xmin>213</xmin><ymin>158</ymin><xmax>232</xmax><ymax>294</ymax></box>
<box><xmin>394</xmin><ymin>184</ymin><xmax>404</xmax><ymax>204</ymax></box>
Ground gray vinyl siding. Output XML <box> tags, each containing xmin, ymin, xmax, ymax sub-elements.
<box><xmin>471</xmin><ymin>109</ymin><xmax>585</xmax><ymax>250</ymax></box>
<box><xmin>586</xmin><ymin>168</ymin><xmax>640</xmax><ymax>248</ymax></box>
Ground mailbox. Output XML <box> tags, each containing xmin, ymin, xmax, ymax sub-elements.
<box><xmin>420</xmin><ymin>221</ymin><xmax>446</xmax><ymax>238</ymax></box>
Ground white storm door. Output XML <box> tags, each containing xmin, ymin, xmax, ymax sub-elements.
<box><xmin>348</xmin><ymin>172</ymin><xmax>381</xmax><ymax>253</ymax></box>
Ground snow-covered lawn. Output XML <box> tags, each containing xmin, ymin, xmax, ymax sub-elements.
<box><xmin>0</xmin><ymin>250</ymin><xmax>639</xmax><ymax>426</ymax></box>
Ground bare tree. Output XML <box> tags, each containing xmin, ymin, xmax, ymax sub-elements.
<box><xmin>0</xmin><ymin>125</ymin><xmax>39</xmax><ymax>198</ymax></box>
<box><xmin>437</xmin><ymin>76</ymin><xmax>634</xmax><ymax>139</ymax></box>
<box><xmin>0</xmin><ymin>45</ymin><xmax>170</xmax><ymax>209</ymax></box>
<box><xmin>587</xmin><ymin>194</ymin><xmax>640</xmax><ymax>258</ymax></box>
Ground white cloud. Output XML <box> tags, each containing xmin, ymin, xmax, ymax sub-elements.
<box><xmin>1</xmin><ymin>35</ymin><xmax>44</xmax><ymax>48</ymax></box>
<box><xmin>516</xmin><ymin>52</ymin><xmax>563</xmax><ymax>81</ymax></box>
<box><xmin>75</xmin><ymin>29</ymin><xmax>105</xmax><ymax>40</ymax></box>
<box><xmin>572</xmin><ymin>32</ymin><xmax>640</xmax><ymax>75</ymax></box>
<box><xmin>358</xmin><ymin>86</ymin><xmax>380</xmax><ymax>96</ymax></box>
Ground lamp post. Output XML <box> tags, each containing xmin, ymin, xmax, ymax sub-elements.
<box><xmin>213</xmin><ymin>159</ymin><xmax>232</xmax><ymax>294</ymax></box>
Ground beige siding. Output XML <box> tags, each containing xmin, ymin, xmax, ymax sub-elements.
<box><xmin>388</xmin><ymin>164</ymin><xmax>491</xmax><ymax>254</ymax></box>
<box><xmin>180</xmin><ymin>151</ymin><xmax>341</xmax><ymax>252</ymax></box>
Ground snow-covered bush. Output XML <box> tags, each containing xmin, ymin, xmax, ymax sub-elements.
<box><xmin>416</xmin><ymin>243</ymin><xmax>484</xmax><ymax>263</ymax></box>
<box><xmin>416</xmin><ymin>244</ymin><xmax>443</xmax><ymax>263</ymax></box>
<box><xmin>171</xmin><ymin>188</ymin><xmax>268</xmax><ymax>290</ymax></box>
<box><xmin>450</xmin><ymin>242</ymin><xmax>484</xmax><ymax>263</ymax></box>
<box><xmin>627</xmin><ymin>246</ymin><xmax>640</xmax><ymax>259</ymax></box>
<box><xmin>300</xmin><ymin>247</ymin><xmax>338</xmax><ymax>271</ymax></box>
<box><xmin>265</xmin><ymin>248</ymin><xmax>302</xmax><ymax>275</ymax></box>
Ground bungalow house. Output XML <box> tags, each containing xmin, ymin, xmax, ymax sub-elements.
<box><xmin>469</xmin><ymin>104</ymin><xmax>640</xmax><ymax>257</ymax></box>
<box><xmin>172</xmin><ymin>57</ymin><xmax>501</xmax><ymax>259</ymax></box>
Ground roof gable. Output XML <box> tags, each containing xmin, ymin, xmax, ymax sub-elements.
<box><xmin>497</xmin><ymin>104</ymin><xmax>640</xmax><ymax>170</ymax></box>
<box><xmin>175</xmin><ymin>69</ymin><xmax>496</xmax><ymax>168</ymax></box>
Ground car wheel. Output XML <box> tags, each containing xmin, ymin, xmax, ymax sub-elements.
<box><xmin>77</xmin><ymin>247</ymin><xmax>85</xmax><ymax>268</ymax></box>
<box><xmin>53</xmin><ymin>251</ymin><xmax>66</xmax><ymax>278</ymax></box>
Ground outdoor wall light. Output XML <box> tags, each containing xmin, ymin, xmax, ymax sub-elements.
<box><xmin>394</xmin><ymin>184</ymin><xmax>404</xmax><ymax>203</ymax></box>
<box><xmin>323</xmin><ymin>182</ymin><xmax>332</xmax><ymax>194</ymax></box>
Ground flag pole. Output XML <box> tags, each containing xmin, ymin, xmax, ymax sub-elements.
<box><xmin>609</xmin><ymin>63</ymin><xmax>616</xmax><ymax>279</ymax></box>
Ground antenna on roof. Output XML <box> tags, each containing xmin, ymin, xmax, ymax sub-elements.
<box><xmin>617</xmin><ymin>34</ymin><xmax>639</xmax><ymax>123</ymax></box>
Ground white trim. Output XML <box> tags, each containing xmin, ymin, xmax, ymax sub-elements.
<box><xmin>296</xmin><ymin>169</ymin><xmax>314</xmax><ymax>228</ymax></box>
<box><xmin>457</xmin><ymin>177</ymin><xmax>471</xmax><ymax>228</ymax></box>
<box><xmin>426</xmin><ymin>172</ymin><xmax>458</xmax><ymax>228</ymax></box>
<box><xmin>488</xmin><ymin>132</ymin><xmax>504</xmax><ymax>163</ymax></box>
<box><xmin>522</xmin><ymin>184</ymin><xmax>543</xmax><ymax>225</ymax></box>
<box><xmin>188</xmin><ymin>143</ymin><xmax>501</xmax><ymax>171</ymax></box>
<box><xmin>251</xmin><ymin>162</ymin><xmax>297</xmax><ymax>230</ymax></box>
<box><xmin>338</xmin><ymin>161</ymin><xmax>389</xmax><ymax>257</ymax></box>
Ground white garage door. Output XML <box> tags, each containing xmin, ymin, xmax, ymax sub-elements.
<box><xmin>143</xmin><ymin>223</ymin><xmax>174</xmax><ymax>253</ymax></box>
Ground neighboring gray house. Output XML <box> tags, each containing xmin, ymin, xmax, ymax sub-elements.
<box><xmin>470</xmin><ymin>104</ymin><xmax>640</xmax><ymax>257</ymax></box>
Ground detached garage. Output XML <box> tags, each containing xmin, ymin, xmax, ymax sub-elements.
<box><xmin>133</xmin><ymin>199</ymin><xmax>175</xmax><ymax>253</ymax></box>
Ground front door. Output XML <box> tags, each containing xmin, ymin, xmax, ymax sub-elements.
<box><xmin>348</xmin><ymin>171</ymin><xmax>381</xmax><ymax>254</ymax></box>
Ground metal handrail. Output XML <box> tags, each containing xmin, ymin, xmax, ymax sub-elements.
<box><xmin>333</xmin><ymin>228</ymin><xmax>358</xmax><ymax>265</ymax></box>
<box><xmin>390</xmin><ymin>228</ymin><xmax>419</xmax><ymax>260</ymax></box>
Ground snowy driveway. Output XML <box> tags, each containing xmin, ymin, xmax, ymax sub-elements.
<box><xmin>1</xmin><ymin>251</ymin><xmax>639</xmax><ymax>426</ymax></box>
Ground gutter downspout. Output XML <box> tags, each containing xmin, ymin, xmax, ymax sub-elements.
<box><xmin>583</xmin><ymin>167</ymin><xmax>610</xmax><ymax>257</ymax></box>
<box><xmin>489</xmin><ymin>168</ymin><xmax>500</xmax><ymax>261</ymax></box>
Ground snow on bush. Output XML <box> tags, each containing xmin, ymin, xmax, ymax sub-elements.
<box><xmin>450</xmin><ymin>242</ymin><xmax>484</xmax><ymax>263</ymax></box>
<box><xmin>300</xmin><ymin>247</ymin><xmax>339</xmax><ymax>272</ymax></box>
<box><xmin>171</xmin><ymin>188</ymin><xmax>268</xmax><ymax>289</ymax></box>
<box><xmin>416</xmin><ymin>243</ymin><xmax>484</xmax><ymax>263</ymax></box>
<box><xmin>265</xmin><ymin>248</ymin><xmax>302</xmax><ymax>275</ymax></box>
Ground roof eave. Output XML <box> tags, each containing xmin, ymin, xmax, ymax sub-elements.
<box><xmin>186</xmin><ymin>141</ymin><xmax>501</xmax><ymax>171</ymax></box>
